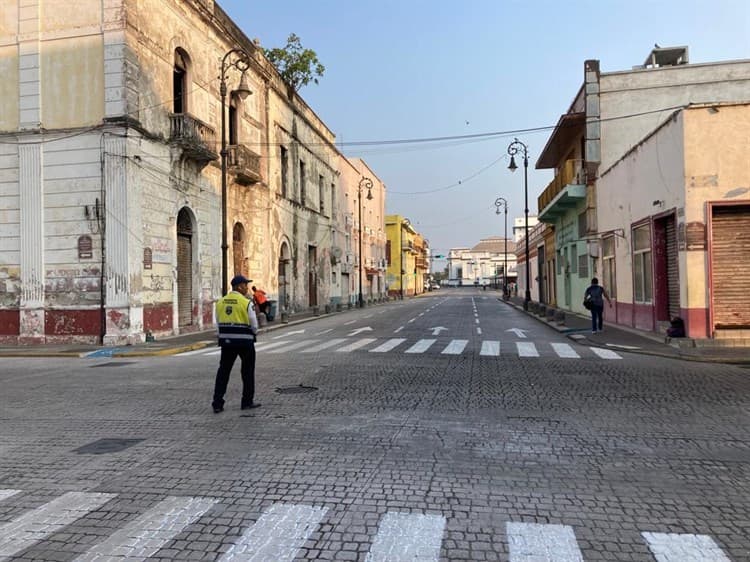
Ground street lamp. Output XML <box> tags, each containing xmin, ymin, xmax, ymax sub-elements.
<box><xmin>401</xmin><ymin>218</ymin><xmax>410</xmax><ymax>299</ymax></box>
<box><xmin>220</xmin><ymin>48</ymin><xmax>253</xmax><ymax>295</ymax></box>
<box><xmin>507</xmin><ymin>138</ymin><xmax>531</xmax><ymax>310</ymax></box>
<box><xmin>357</xmin><ymin>176</ymin><xmax>373</xmax><ymax>308</ymax></box>
<box><xmin>494</xmin><ymin>196</ymin><xmax>508</xmax><ymax>299</ymax></box>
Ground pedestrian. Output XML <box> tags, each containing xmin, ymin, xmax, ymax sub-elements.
<box><xmin>212</xmin><ymin>275</ymin><xmax>260</xmax><ymax>414</ymax></box>
<box><xmin>584</xmin><ymin>277</ymin><xmax>612</xmax><ymax>334</ymax></box>
<box><xmin>252</xmin><ymin>285</ymin><xmax>271</xmax><ymax>318</ymax></box>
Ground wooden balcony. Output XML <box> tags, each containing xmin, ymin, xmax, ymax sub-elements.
<box><xmin>537</xmin><ymin>159</ymin><xmax>586</xmax><ymax>223</ymax></box>
<box><xmin>227</xmin><ymin>145</ymin><xmax>262</xmax><ymax>185</ymax></box>
<box><xmin>169</xmin><ymin>113</ymin><xmax>218</xmax><ymax>166</ymax></box>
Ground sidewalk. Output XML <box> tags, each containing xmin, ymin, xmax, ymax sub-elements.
<box><xmin>0</xmin><ymin>308</ymin><xmax>329</xmax><ymax>359</ymax></box>
<box><xmin>503</xmin><ymin>294</ymin><xmax>750</xmax><ymax>365</ymax></box>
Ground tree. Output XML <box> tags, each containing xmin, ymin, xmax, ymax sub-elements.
<box><xmin>264</xmin><ymin>33</ymin><xmax>325</xmax><ymax>92</ymax></box>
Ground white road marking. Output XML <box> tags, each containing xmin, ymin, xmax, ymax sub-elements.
<box><xmin>407</xmin><ymin>318</ymin><xmax>416</xmax><ymax>323</ymax></box>
<box><xmin>551</xmin><ymin>342</ymin><xmax>580</xmax><ymax>358</ymax></box>
<box><xmin>175</xmin><ymin>345</ymin><xmax>216</xmax><ymax>357</ymax></box>
<box><xmin>370</xmin><ymin>338</ymin><xmax>406</xmax><ymax>352</ymax></box>
<box><xmin>480</xmin><ymin>341</ymin><xmax>500</xmax><ymax>356</ymax></box>
<box><xmin>220</xmin><ymin>503</ymin><xmax>328</xmax><ymax>561</ymax></box>
<box><xmin>516</xmin><ymin>342</ymin><xmax>539</xmax><ymax>357</ymax></box>
<box><xmin>477</xmin><ymin>327</ymin><xmax>482</xmax><ymax>335</ymax></box>
<box><xmin>344</xmin><ymin>320</ymin><xmax>357</xmax><ymax>325</ymax></box>
<box><xmin>315</xmin><ymin>328</ymin><xmax>334</xmax><ymax>335</ymax></box>
<box><xmin>255</xmin><ymin>340</ymin><xmax>294</xmax><ymax>352</ymax></box>
<box><xmin>267</xmin><ymin>340</ymin><xmax>320</xmax><ymax>353</ymax></box>
<box><xmin>74</xmin><ymin>496</ymin><xmax>216</xmax><ymax>561</ymax></box>
<box><xmin>589</xmin><ymin>347</ymin><xmax>623</xmax><ymax>359</ymax></box>
<box><xmin>366</xmin><ymin>512</ymin><xmax>445</xmax><ymax>562</ymax></box>
<box><xmin>642</xmin><ymin>532</ymin><xmax>731</xmax><ymax>562</ymax></box>
<box><xmin>442</xmin><ymin>339</ymin><xmax>468</xmax><ymax>355</ymax></box>
<box><xmin>0</xmin><ymin>490</ymin><xmax>20</xmax><ymax>502</ymax></box>
<box><xmin>394</xmin><ymin>326</ymin><xmax>404</xmax><ymax>333</ymax></box>
<box><xmin>336</xmin><ymin>338</ymin><xmax>377</xmax><ymax>352</ymax></box>
<box><xmin>405</xmin><ymin>339</ymin><xmax>436</xmax><ymax>354</ymax></box>
<box><xmin>507</xmin><ymin>522</ymin><xmax>583</xmax><ymax>562</ymax></box>
<box><xmin>301</xmin><ymin>339</ymin><xmax>349</xmax><ymax>353</ymax></box>
<box><xmin>474</xmin><ymin>318</ymin><xmax>480</xmax><ymax>324</ymax></box>
<box><xmin>0</xmin><ymin>492</ymin><xmax>115</xmax><ymax>558</ymax></box>
<box><xmin>605</xmin><ymin>343</ymin><xmax>641</xmax><ymax>350</ymax></box>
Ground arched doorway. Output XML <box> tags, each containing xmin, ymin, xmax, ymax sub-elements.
<box><xmin>176</xmin><ymin>208</ymin><xmax>193</xmax><ymax>327</ymax></box>
<box><xmin>233</xmin><ymin>222</ymin><xmax>246</xmax><ymax>277</ymax></box>
<box><xmin>278</xmin><ymin>241</ymin><xmax>291</xmax><ymax>311</ymax></box>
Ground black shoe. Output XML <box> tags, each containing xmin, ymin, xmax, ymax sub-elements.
<box><xmin>213</xmin><ymin>405</ymin><xmax>223</xmax><ymax>414</ymax></box>
<box><xmin>241</xmin><ymin>403</ymin><xmax>261</xmax><ymax>410</ymax></box>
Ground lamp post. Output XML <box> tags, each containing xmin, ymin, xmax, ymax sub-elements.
<box><xmin>357</xmin><ymin>176</ymin><xmax>373</xmax><ymax>308</ymax></box>
<box><xmin>220</xmin><ymin>48</ymin><xmax>252</xmax><ymax>295</ymax></box>
<box><xmin>494</xmin><ymin>196</ymin><xmax>508</xmax><ymax>299</ymax></box>
<box><xmin>400</xmin><ymin>218</ymin><xmax>410</xmax><ymax>299</ymax></box>
<box><xmin>507</xmin><ymin>138</ymin><xmax>531</xmax><ymax>310</ymax></box>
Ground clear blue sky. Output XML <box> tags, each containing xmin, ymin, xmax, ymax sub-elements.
<box><xmin>220</xmin><ymin>0</ymin><xmax>750</xmax><ymax>255</ymax></box>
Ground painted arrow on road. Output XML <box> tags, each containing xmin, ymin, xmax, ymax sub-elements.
<box><xmin>348</xmin><ymin>327</ymin><xmax>373</xmax><ymax>336</ymax></box>
<box><xmin>506</xmin><ymin>328</ymin><xmax>528</xmax><ymax>338</ymax></box>
<box><xmin>430</xmin><ymin>327</ymin><xmax>448</xmax><ymax>336</ymax></box>
<box><xmin>273</xmin><ymin>329</ymin><xmax>305</xmax><ymax>339</ymax></box>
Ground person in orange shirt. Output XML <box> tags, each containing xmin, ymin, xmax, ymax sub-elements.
<box><xmin>252</xmin><ymin>286</ymin><xmax>271</xmax><ymax>318</ymax></box>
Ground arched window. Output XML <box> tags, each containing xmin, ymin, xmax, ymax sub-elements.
<box><xmin>173</xmin><ymin>49</ymin><xmax>190</xmax><ymax>113</ymax></box>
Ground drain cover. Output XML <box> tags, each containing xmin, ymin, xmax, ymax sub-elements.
<box><xmin>90</xmin><ymin>362</ymin><xmax>136</xmax><ymax>368</ymax></box>
<box><xmin>74</xmin><ymin>438</ymin><xmax>145</xmax><ymax>454</ymax></box>
<box><xmin>275</xmin><ymin>385</ymin><xmax>318</xmax><ymax>394</ymax></box>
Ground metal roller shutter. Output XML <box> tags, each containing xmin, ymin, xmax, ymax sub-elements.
<box><xmin>711</xmin><ymin>205</ymin><xmax>750</xmax><ymax>329</ymax></box>
<box><xmin>177</xmin><ymin>211</ymin><xmax>193</xmax><ymax>327</ymax></box>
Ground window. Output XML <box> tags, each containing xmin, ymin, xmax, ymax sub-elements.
<box><xmin>578</xmin><ymin>211</ymin><xmax>587</xmax><ymax>238</ymax></box>
<box><xmin>578</xmin><ymin>254</ymin><xmax>588</xmax><ymax>278</ymax></box>
<box><xmin>173</xmin><ymin>49</ymin><xmax>189</xmax><ymax>113</ymax></box>
<box><xmin>633</xmin><ymin>224</ymin><xmax>652</xmax><ymax>303</ymax></box>
<box><xmin>299</xmin><ymin>160</ymin><xmax>306</xmax><ymax>205</ymax></box>
<box><xmin>602</xmin><ymin>236</ymin><xmax>616</xmax><ymax>298</ymax></box>
<box><xmin>386</xmin><ymin>240</ymin><xmax>391</xmax><ymax>265</ymax></box>
<box><xmin>330</xmin><ymin>182</ymin><xmax>336</xmax><ymax>215</ymax></box>
<box><xmin>228</xmin><ymin>97</ymin><xmax>238</xmax><ymax>145</ymax></box>
<box><xmin>319</xmin><ymin>174</ymin><xmax>325</xmax><ymax>215</ymax></box>
<box><xmin>280</xmin><ymin>146</ymin><xmax>288</xmax><ymax>198</ymax></box>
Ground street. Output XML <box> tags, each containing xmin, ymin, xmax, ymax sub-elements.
<box><xmin>1</xmin><ymin>290</ymin><xmax>749</xmax><ymax>561</ymax></box>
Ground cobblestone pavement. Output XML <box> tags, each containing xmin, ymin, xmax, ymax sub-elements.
<box><xmin>0</xmin><ymin>293</ymin><xmax>749</xmax><ymax>561</ymax></box>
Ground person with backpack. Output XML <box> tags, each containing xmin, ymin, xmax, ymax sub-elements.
<box><xmin>584</xmin><ymin>277</ymin><xmax>612</xmax><ymax>334</ymax></box>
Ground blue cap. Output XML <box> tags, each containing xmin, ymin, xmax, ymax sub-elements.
<box><xmin>230</xmin><ymin>274</ymin><xmax>252</xmax><ymax>286</ymax></box>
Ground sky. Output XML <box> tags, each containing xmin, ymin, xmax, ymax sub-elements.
<box><xmin>219</xmin><ymin>0</ymin><xmax>750</xmax><ymax>257</ymax></box>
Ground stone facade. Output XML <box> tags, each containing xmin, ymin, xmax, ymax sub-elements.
<box><xmin>0</xmin><ymin>0</ymin><xmax>387</xmax><ymax>343</ymax></box>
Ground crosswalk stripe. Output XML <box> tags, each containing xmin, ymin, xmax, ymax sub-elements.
<box><xmin>336</xmin><ymin>338</ymin><xmax>377</xmax><ymax>352</ymax></box>
<box><xmin>74</xmin><ymin>496</ymin><xmax>217</xmax><ymax>561</ymax></box>
<box><xmin>480</xmin><ymin>340</ymin><xmax>500</xmax><ymax>356</ymax></box>
<box><xmin>589</xmin><ymin>347</ymin><xmax>622</xmax><ymax>359</ymax></box>
<box><xmin>0</xmin><ymin>490</ymin><xmax>20</xmax><ymax>502</ymax></box>
<box><xmin>0</xmin><ymin>492</ymin><xmax>115</xmax><ymax>558</ymax></box>
<box><xmin>366</xmin><ymin>512</ymin><xmax>445</xmax><ymax>562</ymax></box>
<box><xmin>267</xmin><ymin>340</ymin><xmax>320</xmax><ymax>353</ymax></box>
<box><xmin>301</xmin><ymin>338</ymin><xmax>349</xmax><ymax>353</ymax></box>
<box><xmin>370</xmin><ymin>338</ymin><xmax>406</xmax><ymax>352</ymax></box>
<box><xmin>642</xmin><ymin>532</ymin><xmax>731</xmax><ymax>562</ymax></box>
<box><xmin>219</xmin><ymin>503</ymin><xmax>328</xmax><ymax>561</ymax></box>
<box><xmin>405</xmin><ymin>339</ymin><xmax>436</xmax><ymax>353</ymax></box>
<box><xmin>176</xmin><ymin>346</ymin><xmax>216</xmax><ymax>357</ymax></box>
<box><xmin>551</xmin><ymin>342</ymin><xmax>580</xmax><ymax>358</ymax></box>
<box><xmin>442</xmin><ymin>339</ymin><xmax>468</xmax><ymax>355</ymax></box>
<box><xmin>516</xmin><ymin>342</ymin><xmax>539</xmax><ymax>357</ymax></box>
<box><xmin>256</xmin><ymin>340</ymin><xmax>294</xmax><ymax>352</ymax></box>
<box><xmin>506</xmin><ymin>522</ymin><xmax>583</xmax><ymax>562</ymax></box>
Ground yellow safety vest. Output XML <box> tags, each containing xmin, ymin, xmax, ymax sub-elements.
<box><xmin>216</xmin><ymin>291</ymin><xmax>255</xmax><ymax>344</ymax></box>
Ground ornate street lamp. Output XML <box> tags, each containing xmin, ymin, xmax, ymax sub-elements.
<box><xmin>507</xmin><ymin>138</ymin><xmax>531</xmax><ymax>310</ymax></box>
<box><xmin>219</xmin><ymin>48</ymin><xmax>252</xmax><ymax>295</ymax></box>
<box><xmin>357</xmin><ymin>176</ymin><xmax>373</xmax><ymax>308</ymax></box>
<box><xmin>494</xmin><ymin>196</ymin><xmax>508</xmax><ymax>299</ymax></box>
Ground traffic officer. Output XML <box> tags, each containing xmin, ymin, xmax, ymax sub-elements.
<box><xmin>212</xmin><ymin>274</ymin><xmax>260</xmax><ymax>413</ymax></box>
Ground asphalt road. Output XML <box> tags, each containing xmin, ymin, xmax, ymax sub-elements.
<box><xmin>1</xmin><ymin>289</ymin><xmax>748</xmax><ymax>561</ymax></box>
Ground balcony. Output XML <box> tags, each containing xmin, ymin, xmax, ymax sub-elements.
<box><xmin>228</xmin><ymin>145</ymin><xmax>261</xmax><ymax>185</ymax></box>
<box><xmin>538</xmin><ymin>159</ymin><xmax>586</xmax><ymax>223</ymax></box>
<box><xmin>169</xmin><ymin>113</ymin><xmax>218</xmax><ymax>166</ymax></box>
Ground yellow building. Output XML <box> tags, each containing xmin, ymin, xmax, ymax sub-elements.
<box><xmin>385</xmin><ymin>215</ymin><xmax>428</xmax><ymax>297</ymax></box>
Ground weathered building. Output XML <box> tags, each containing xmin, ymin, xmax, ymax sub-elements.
<box><xmin>535</xmin><ymin>47</ymin><xmax>750</xmax><ymax>338</ymax></box>
<box><xmin>0</xmin><ymin>0</ymin><xmax>386</xmax><ymax>344</ymax></box>
<box><xmin>446</xmin><ymin>237</ymin><xmax>517</xmax><ymax>288</ymax></box>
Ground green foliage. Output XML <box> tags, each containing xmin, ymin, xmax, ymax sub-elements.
<box><xmin>264</xmin><ymin>33</ymin><xmax>325</xmax><ymax>92</ymax></box>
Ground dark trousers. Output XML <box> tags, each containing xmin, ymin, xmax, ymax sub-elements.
<box><xmin>591</xmin><ymin>305</ymin><xmax>604</xmax><ymax>332</ymax></box>
<box><xmin>212</xmin><ymin>343</ymin><xmax>256</xmax><ymax>409</ymax></box>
